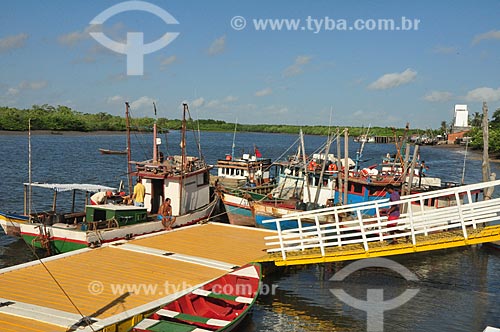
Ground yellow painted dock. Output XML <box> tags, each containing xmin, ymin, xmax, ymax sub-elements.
<box><xmin>259</xmin><ymin>224</ymin><xmax>500</xmax><ymax>266</ymax></box>
<box><xmin>0</xmin><ymin>223</ymin><xmax>274</xmax><ymax>332</ymax></box>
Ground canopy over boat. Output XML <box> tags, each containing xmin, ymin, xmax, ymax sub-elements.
<box><xmin>23</xmin><ymin>183</ymin><xmax>116</xmax><ymax>193</ymax></box>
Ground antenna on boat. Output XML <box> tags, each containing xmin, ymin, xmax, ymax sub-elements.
<box><xmin>231</xmin><ymin>119</ymin><xmax>237</xmax><ymax>160</ymax></box>
<box><xmin>355</xmin><ymin>123</ymin><xmax>370</xmax><ymax>171</ymax></box>
<box><xmin>125</xmin><ymin>102</ymin><xmax>132</xmax><ymax>194</ymax></box>
<box><xmin>152</xmin><ymin>102</ymin><xmax>159</xmax><ymax>163</ymax></box>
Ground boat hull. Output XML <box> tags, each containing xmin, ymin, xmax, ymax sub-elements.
<box><xmin>0</xmin><ymin>212</ymin><xmax>26</xmax><ymax>236</ymax></box>
<box><xmin>17</xmin><ymin>201</ymin><xmax>216</xmax><ymax>254</ymax></box>
<box><xmin>132</xmin><ymin>263</ymin><xmax>261</xmax><ymax>332</ymax></box>
<box><xmin>220</xmin><ymin>193</ymin><xmax>255</xmax><ymax>227</ymax></box>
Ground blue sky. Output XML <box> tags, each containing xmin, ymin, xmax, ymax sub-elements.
<box><xmin>1</xmin><ymin>0</ymin><xmax>500</xmax><ymax>128</ymax></box>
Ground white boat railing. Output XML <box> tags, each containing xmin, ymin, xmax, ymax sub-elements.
<box><xmin>264</xmin><ymin>180</ymin><xmax>500</xmax><ymax>261</ymax></box>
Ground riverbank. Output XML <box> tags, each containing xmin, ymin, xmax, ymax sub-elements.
<box><xmin>0</xmin><ymin>130</ymin><xmax>129</xmax><ymax>136</ymax></box>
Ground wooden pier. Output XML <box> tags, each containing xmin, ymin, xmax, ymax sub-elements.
<box><xmin>2</xmin><ymin>180</ymin><xmax>500</xmax><ymax>330</ymax></box>
<box><xmin>0</xmin><ymin>223</ymin><xmax>274</xmax><ymax>332</ymax></box>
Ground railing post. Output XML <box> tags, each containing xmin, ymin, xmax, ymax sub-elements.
<box><xmin>276</xmin><ymin>220</ymin><xmax>287</xmax><ymax>261</ymax></box>
<box><xmin>298</xmin><ymin>217</ymin><xmax>305</xmax><ymax>251</ymax></box>
<box><xmin>374</xmin><ymin>202</ymin><xmax>384</xmax><ymax>242</ymax></box>
<box><xmin>334</xmin><ymin>210</ymin><xmax>342</xmax><ymax>247</ymax></box>
<box><xmin>315</xmin><ymin>215</ymin><xmax>325</xmax><ymax>256</ymax></box>
<box><xmin>419</xmin><ymin>198</ymin><xmax>428</xmax><ymax>236</ymax></box>
<box><xmin>407</xmin><ymin>201</ymin><xmax>416</xmax><ymax>245</ymax></box>
<box><xmin>455</xmin><ymin>191</ymin><xmax>468</xmax><ymax>240</ymax></box>
<box><xmin>357</xmin><ymin>210</ymin><xmax>369</xmax><ymax>251</ymax></box>
<box><xmin>466</xmin><ymin>190</ymin><xmax>477</xmax><ymax>229</ymax></box>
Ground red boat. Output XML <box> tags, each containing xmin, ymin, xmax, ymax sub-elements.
<box><xmin>132</xmin><ymin>263</ymin><xmax>262</xmax><ymax>332</ymax></box>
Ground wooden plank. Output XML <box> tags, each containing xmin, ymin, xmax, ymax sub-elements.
<box><xmin>130</xmin><ymin>223</ymin><xmax>274</xmax><ymax>266</ymax></box>
<box><xmin>0</xmin><ymin>313</ymin><xmax>66</xmax><ymax>332</ymax></box>
<box><xmin>0</xmin><ymin>246</ymin><xmax>225</xmax><ymax>326</ymax></box>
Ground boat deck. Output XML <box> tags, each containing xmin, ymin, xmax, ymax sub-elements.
<box><xmin>0</xmin><ymin>223</ymin><xmax>274</xmax><ymax>331</ymax></box>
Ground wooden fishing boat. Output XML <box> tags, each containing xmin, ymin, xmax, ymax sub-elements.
<box><xmin>0</xmin><ymin>103</ymin><xmax>216</xmax><ymax>254</ymax></box>
<box><xmin>132</xmin><ymin>104</ymin><xmax>216</xmax><ymax>228</ymax></box>
<box><xmin>132</xmin><ymin>263</ymin><xmax>262</xmax><ymax>332</ymax></box>
<box><xmin>99</xmin><ymin>148</ymin><xmax>128</xmax><ymax>155</ymax></box>
<box><xmin>214</xmin><ymin>150</ymin><xmax>277</xmax><ymax>227</ymax></box>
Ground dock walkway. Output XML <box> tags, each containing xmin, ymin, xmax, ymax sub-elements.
<box><xmin>261</xmin><ymin>179</ymin><xmax>500</xmax><ymax>266</ymax></box>
<box><xmin>0</xmin><ymin>223</ymin><xmax>274</xmax><ymax>332</ymax></box>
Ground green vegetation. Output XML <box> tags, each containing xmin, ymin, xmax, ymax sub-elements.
<box><xmin>468</xmin><ymin>108</ymin><xmax>500</xmax><ymax>155</ymax></box>
<box><xmin>4</xmin><ymin>104</ymin><xmax>500</xmax><ymax>154</ymax></box>
<box><xmin>0</xmin><ymin>104</ymin><xmax>418</xmax><ymax>137</ymax></box>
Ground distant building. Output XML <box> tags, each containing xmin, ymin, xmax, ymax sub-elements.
<box><xmin>452</xmin><ymin>104</ymin><xmax>470</xmax><ymax>133</ymax></box>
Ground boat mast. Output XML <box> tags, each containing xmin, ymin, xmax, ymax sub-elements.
<box><xmin>231</xmin><ymin>119</ymin><xmax>237</xmax><ymax>160</ymax></box>
<box><xmin>28</xmin><ymin>118</ymin><xmax>32</xmax><ymax>218</ymax></box>
<box><xmin>299</xmin><ymin>129</ymin><xmax>312</xmax><ymax>203</ymax></box>
<box><xmin>125</xmin><ymin>102</ymin><xmax>132</xmax><ymax>194</ymax></box>
<box><xmin>179</xmin><ymin>103</ymin><xmax>188</xmax><ymax>215</ymax></box>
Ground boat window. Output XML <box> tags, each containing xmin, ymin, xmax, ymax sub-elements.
<box><xmin>352</xmin><ymin>183</ymin><xmax>364</xmax><ymax>194</ymax></box>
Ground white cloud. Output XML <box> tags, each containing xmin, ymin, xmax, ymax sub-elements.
<box><xmin>58</xmin><ymin>25</ymin><xmax>98</xmax><ymax>46</ymax></box>
<box><xmin>6</xmin><ymin>88</ymin><xmax>20</xmax><ymax>96</ymax></box>
<box><xmin>223</xmin><ymin>95</ymin><xmax>238</xmax><ymax>102</ymax></box>
<box><xmin>59</xmin><ymin>23</ymin><xmax>126</xmax><ymax>46</ymax></box>
<box><xmin>283</xmin><ymin>55</ymin><xmax>311</xmax><ymax>77</ymax></box>
<box><xmin>255</xmin><ymin>88</ymin><xmax>273</xmax><ymax>97</ymax></box>
<box><xmin>423</xmin><ymin>91</ymin><xmax>453</xmax><ymax>102</ymax></box>
<box><xmin>4</xmin><ymin>80</ymin><xmax>48</xmax><ymax>98</ymax></box>
<box><xmin>208</xmin><ymin>35</ymin><xmax>226</xmax><ymax>55</ymax></box>
<box><xmin>464</xmin><ymin>87</ymin><xmax>500</xmax><ymax>102</ymax></box>
<box><xmin>131</xmin><ymin>96</ymin><xmax>157</xmax><ymax>114</ymax></box>
<box><xmin>0</xmin><ymin>33</ymin><xmax>28</xmax><ymax>52</ymax></box>
<box><xmin>263</xmin><ymin>105</ymin><xmax>289</xmax><ymax>115</ymax></box>
<box><xmin>191</xmin><ymin>97</ymin><xmax>205</xmax><ymax>108</ymax></box>
<box><xmin>368</xmin><ymin>68</ymin><xmax>417</xmax><ymax>90</ymax></box>
<box><xmin>19</xmin><ymin>81</ymin><xmax>48</xmax><ymax>90</ymax></box>
<box><xmin>206</xmin><ymin>95</ymin><xmax>238</xmax><ymax>108</ymax></box>
<box><xmin>107</xmin><ymin>95</ymin><xmax>124</xmax><ymax>104</ymax></box>
<box><xmin>472</xmin><ymin>30</ymin><xmax>500</xmax><ymax>45</ymax></box>
<box><xmin>160</xmin><ymin>55</ymin><xmax>177</xmax><ymax>69</ymax></box>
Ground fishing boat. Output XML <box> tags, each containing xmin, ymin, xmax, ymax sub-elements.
<box><xmin>214</xmin><ymin>151</ymin><xmax>276</xmax><ymax>227</ymax></box>
<box><xmin>0</xmin><ymin>103</ymin><xmax>216</xmax><ymax>254</ymax></box>
<box><xmin>99</xmin><ymin>148</ymin><xmax>128</xmax><ymax>155</ymax></box>
<box><xmin>0</xmin><ymin>183</ymin><xmax>117</xmax><ymax>237</ymax></box>
<box><xmin>0</xmin><ymin>182</ymin><xmax>169</xmax><ymax>253</ymax></box>
<box><xmin>212</xmin><ymin>123</ymin><xmax>277</xmax><ymax>226</ymax></box>
<box><xmin>132</xmin><ymin>103</ymin><xmax>217</xmax><ymax>228</ymax></box>
<box><xmin>132</xmin><ymin>263</ymin><xmax>261</xmax><ymax>332</ymax></box>
<box><xmin>252</xmin><ymin>128</ymin><xmax>481</xmax><ymax>230</ymax></box>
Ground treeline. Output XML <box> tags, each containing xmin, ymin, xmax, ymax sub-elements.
<box><xmin>467</xmin><ymin>108</ymin><xmax>500</xmax><ymax>154</ymax></box>
<box><xmin>0</xmin><ymin>104</ymin><xmax>420</xmax><ymax>137</ymax></box>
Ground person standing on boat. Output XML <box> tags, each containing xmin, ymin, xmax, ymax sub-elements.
<box><xmin>90</xmin><ymin>190</ymin><xmax>112</xmax><ymax>205</ymax></box>
<box><xmin>158</xmin><ymin>198</ymin><xmax>175</xmax><ymax>230</ymax></box>
<box><xmin>386</xmin><ymin>184</ymin><xmax>401</xmax><ymax>244</ymax></box>
<box><xmin>132</xmin><ymin>178</ymin><xmax>145</xmax><ymax>207</ymax></box>
<box><xmin>419</xmin><ymin>161</ymin><xmax>429</xmax><ymax>177</ymax></box>
<box><xmin>418</xmin><ymin>160</ymin><xmax>429</xmax><ymax>187</ymax></box>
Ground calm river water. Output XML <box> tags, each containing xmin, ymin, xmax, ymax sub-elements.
<box><xmin>0</xmin><ymin>131</ymin><xmax>499</xmax><ymax>331</ymax></box>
